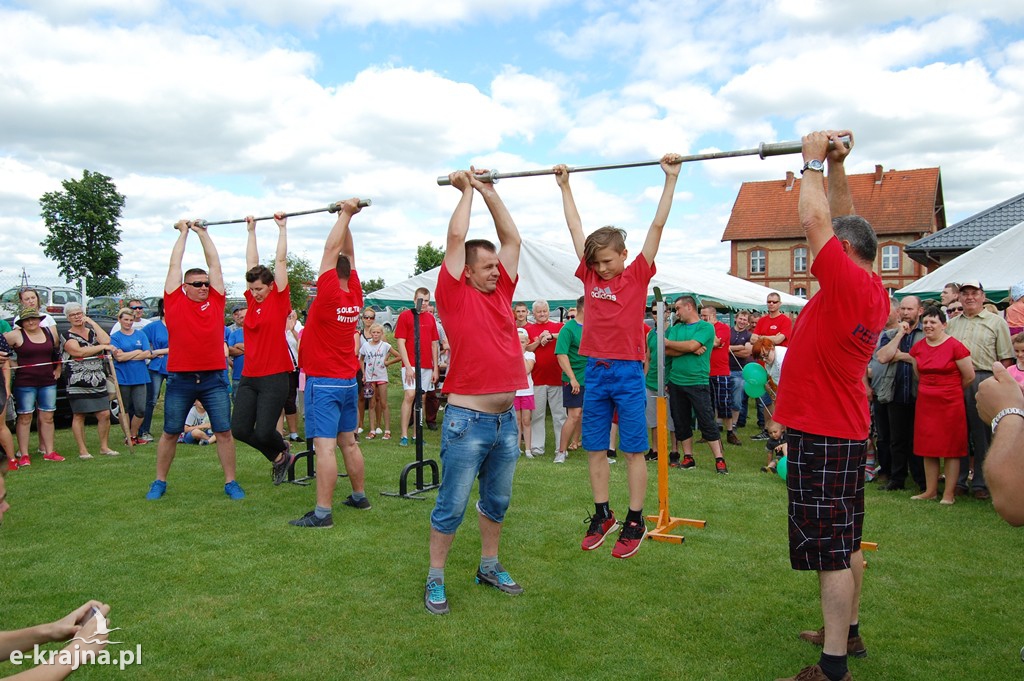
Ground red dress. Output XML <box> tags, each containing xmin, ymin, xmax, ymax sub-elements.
<box><xmin>909</xmin><ymin>336</ymin><xmax>970</xmax><ymax>458</ymax></box>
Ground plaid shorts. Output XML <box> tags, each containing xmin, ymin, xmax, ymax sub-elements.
<box><xmin>786</xmin><ymin>428</ymin><xmax>866</xmax><ymax>571</ymax></box>
<box><xmin>710</xmin><ymin>375</ymin><xmax>733</xmax><ymax>418</ymax></box>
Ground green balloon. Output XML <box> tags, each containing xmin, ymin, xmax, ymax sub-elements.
<box><xmin>776</xmin><ymin>456</ymin><xmax>788</xmax><ymax>481</ymax></box>
<box><xmin>745</xmin><ymin>381</ymin><xmax>766</xmax><ymax>398</ymax></box>
<box><xmin>743</xmin><ymin>362</ymin><xmax>768</xmax><ymax>385</ymax></box>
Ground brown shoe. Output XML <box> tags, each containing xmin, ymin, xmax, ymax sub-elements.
<box><xmin>973</xmin><ymin>488</ymin><xmax>991</xmax><ymax>500</ymax></box>
<box><xmin>775</xmin><ymin>665</ymin><xmax>851</xmax><ymax>681</ymax></box>
<box><xmin>799</xmin><ymin>626</ymin><xmax>868</xmax><ymax>658</ymax></box>
<box><xmin>727</xmin><ymin>430</ymin><xmax>742</xmax><ymax>446</ymax></box>
<box><xmin>953</xmin><ymin>486</ymin><xmax>969</xmax><ymax>497</ymax></box>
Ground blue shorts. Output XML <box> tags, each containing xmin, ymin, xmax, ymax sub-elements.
<box><xmin>581</xmin><ymin>358</ymin><xmax>648</xmax><ymax>454</ymax></box>
<box><xmin>163</xmin><ymin>371</ymin><xmax>232</xmax><ymax>435</ymax></box>
<box><xmin>14</xmin><ymin>384</ymin><xmax>57</xmax><ymax>414</ymax></box>
<box><xmin>430</xmin><ymin>405</ymin><xmax>519</xmax><ymax>535</ymax></box>
<box><xmin>305</xmin><ymin>376</ymin><xmax>358</xmax><ymax>439</ymax></box>
<box><xmin>562</xmin><ymin>383</ymin><xmax>585</xmax><ymax>409</ymax></box>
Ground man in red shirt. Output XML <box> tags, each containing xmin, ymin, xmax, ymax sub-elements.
<box><xmin>773</xmin><ymin>131</ymin><xmax>889</xmax><ymax>681</ymax></box>
<box><xmin>750</xmin><ymin>292</ymin><xmax>793</xmax><ymax>439</ymax></box>
<box><xmin>424</xmin><ymin>168</ymin><xmax>527</xmax><ymax>616</ymax></box>
<box><xmin>289</xmin><ymin>199</ymin><xmax>371</xmax><ymax>527</ymax></box>
<box><xmin>148</xmin><ymin>220</ymin><xmax>243</xmax><ymax>501</ymax></box>
<box><xmin>700</xmin><ymin>306</ymin><xmax>741</xmax><ymax>446</ymax></box>
<box><xmin>525</xmin><ymin>300</ymin><xmax>564</xmax><ymax>457</ymax></box>
<box><xmin>395</xmin><ymin>288</ymin><xmax>440</xmax><ymax>446</ymax></box>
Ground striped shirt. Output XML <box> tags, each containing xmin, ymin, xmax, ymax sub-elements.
<box><xmin>946</xmin><ymin>310</ymin><xmax>1013</xmax><ymax>371</ymax></box>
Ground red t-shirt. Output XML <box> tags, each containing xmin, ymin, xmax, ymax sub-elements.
<box><xmin>575</xmin><ymin>255</ymin><xmax>654</xmax><ymax>362</ymax></box>
<box><xmin>165</xmin><ymin>286</ymin><xmax>227</xmax><ymax>372</ymax></box>
<box><xmin>395</xmin><ymin>308</ymin><xmax>440</xmax><ymax>370</ymax></box>
<box><xmin>435</xmin><ymin>260</ymin><xmax>527</xmax><ymax>395</ymax></box>
<box><xmin>242</xmin><ymin>284</ymin><xmax>293</xmax><ymax>377</ymax></box>
<box><xmin>524</xmin><ymin>320</ymin><xmax>564</xmax><ymax>386</ymax></box>
<box><xmin>754</xmin><ymin>312</ymin><xmax>793</xmax><ymax>346</ymax></box>
<box><xmin>298</xmin><ymin>270</ymin><xmax>362</xmax><ymax>379</ymax></box>
<box><xmin>710</xmin><ymin>321</ymin><xmax>730</xmax><ymax>377</ymax></box>
<box><xmin>774</xmin><ymin>237</ymin><xmax>889</xmax><ymax>440</ymax></box>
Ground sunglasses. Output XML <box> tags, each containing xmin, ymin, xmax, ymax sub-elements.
<box><xmin>948</xmin><ymin>306</ymin><xmax>963</xmax><ymax>311</ymax></box>
<box><xmin>130</xmin><ymin>305</ymin><xmax>144</xmax><ymax>310</ymax></box>
<box><xmin>567</xmin><ymin>315</ymin><xmax>576</xmax><ymax>319</ymax></box>
<box><xmin>186</xmin><ymin>281</ymin><xmax>211</xmax><ymax>288</ymax></box>
<box><xmin>363</xmin><ymin>315</ymin><xmax>375</xmax><ymax>319</ymax></box>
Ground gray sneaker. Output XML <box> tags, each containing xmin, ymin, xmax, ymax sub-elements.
<box><xmin>272</xmin><ymin>451</ymin><xmax>294</xmax><ymax>486</ymax></box>
<box><xmin>424</xmin><ymin>580</ymin><xmax>449</xmax><ymax>615</ymax></box>
<box><xmin>553</xmin><ymin>451</ymin><xmax>567</xmax><ymax>464</ymax></box>
<box><xmin>475</xmin><ymin>564</ymin><xmax>524</xmax><ymax>595</ymax></box>
<box><xmin>288</xmin><ymin>510</ymin><xmax>333</xmax><ymax>528</ymax></box>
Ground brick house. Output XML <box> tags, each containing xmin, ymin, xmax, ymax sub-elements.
<box><xmin>721</xmin><ymin>165</ymin><xmax>945</xmax><ymax>297</ymax></box>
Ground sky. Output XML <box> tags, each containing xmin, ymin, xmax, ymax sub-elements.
<box><xmin>1</xmin><ymin>0</ymin><xmax>1023</xmax><ymax>298</ymax></box>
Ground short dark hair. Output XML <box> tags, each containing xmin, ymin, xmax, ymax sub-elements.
<box><xmin>921</xmin><ymin>304</ymin><xmax>946</xmax><ymax>324</ymax></box>
<box><xmin>465</xmin><ymin>239</ymin><xmax>496</xmax><ymax>265</ymax></box>
<box><xmin>576</xmin><ymin>295</ymin><xmax>585</xmax><ymax>309</ymax></box>
<box><xmin>675</xmin><ymin>296</ymin><xmax>697</xmax><ymax>310</ymax></box>
<box><xmin>184</xmin><ymin>268</ymin><xmax>208</xmax><ymax>280</ymax></box>
<box><xmin>832</xmin><ymin>215</ymin><xmax>878</xmax><ymax>263</ymax></box>
<box><xmin>336</xmin><ymin>254</ymin><xmax>351</xmax><ymax>279</ymax></box>
<box><xmin>944</xmin><ymin>282</ymin><xmax>960</xmax><ymax>292</ymax></box>
<box><xmin>245</xmin><ymin>265</ymin><xmax>274</xmax><ymax>285</ymax></box>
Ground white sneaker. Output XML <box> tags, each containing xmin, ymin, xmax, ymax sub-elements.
<box><xmin>553</xmin><ymin>452</ymin><xmax>567</xmax><ymax>464</ymax></box>
<box><xmin>357</xmin><ymin>427</ymin><xmax>364</xmax><ymax>434</ymax></box>
<box><xmin>374</xmin><ymin>428</ymin><xmax>383</xmax><ymax>435</ymax></box>
<box><xmin>530</xmin><ymin>448</ymin><xmax>544</xmax><ymax>457</ymax></box>
<box><xmin>525</xmin><ymin>450</ymin><xmax>536</xmax><ymax>459</ymax></box>
<box><xmin>607</xmin><ymin>457</ymin><xmax>617</xmax><ymax>464</ymax></box>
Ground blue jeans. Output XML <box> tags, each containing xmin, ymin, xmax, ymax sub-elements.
<box><xmin>430</xmin><ymin>405</ymin><xmax>519</xmax><ymax>535</ymax></box>
<box><xmin>140</xmin><ymin>370</ymin><xmax>166</xmax><ymax>436</ymax></box>
<box><xmin>163</xmin><ymin>371</ymin><xmax>232</xmax><ymax>435</ymax></box>
<box><xmin>730</xmin><ymin>370</ymin><xmax>746</xmax><ymax>426</ymax></box>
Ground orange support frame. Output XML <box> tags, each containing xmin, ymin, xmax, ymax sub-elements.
<box><xmin>645</xmin><ymin>395</ymin><xmax>705</xmax><ymax>543</ymax></box>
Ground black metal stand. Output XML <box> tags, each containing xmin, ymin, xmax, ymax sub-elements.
<box><xmin>287</xmin><ymin>445</ymin><xmax>349</xmax><ymax>486</ymax></box>
<box><xmin>382</xmin><ymin>300</ymin><xmax>440</xmax><ymax>500</ymax></box>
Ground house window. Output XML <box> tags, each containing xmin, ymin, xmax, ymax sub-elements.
<box><xmin>793</xmin><ymin>247</ymin><xmax>807</xmax><ymax>273</ymax></box>
<box><xmin>881</xmin><ymin>245</ymin><xmax>900</xmax><ymax>271</ymax></box>
<box><xmin>750</xmin><ymin>249</ymin><xmax>766</xmax><ymax>275</ymax></box>
<box><xmin>794</xmin><ymin>287</ymin><xmax>807</xmax><ymax>299</ymax></box>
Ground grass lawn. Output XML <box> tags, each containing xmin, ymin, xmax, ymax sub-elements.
<box><xmin>3</xmin><ymin>386</ymin><xmax>1023</xmax><ymax>680</ymax></box>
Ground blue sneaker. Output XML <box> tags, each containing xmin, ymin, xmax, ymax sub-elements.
<box><xmin>224</xmin><ymin>480</ymin><xmax>246</xmax><ymax>500</ymax></box>
<box><xmin>399</xmin><ymin>437</ymin><xmax>409</xmax><ymax>447</ymax></box>
<box><xmin>424</xmin><ymin>580</ymin><xmax>449</xmax><ymax>615</ymax></box>
<box><xmin>145</xmin><ymin>480</ymin><xmax>167</xmax><ymax>500</ymax></box>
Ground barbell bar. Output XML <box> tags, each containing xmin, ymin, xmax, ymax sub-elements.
<box><xmin>195</xmin><ymin>199</ymin><xmax>373</xmax><ymax>227</ymax></box>
<box><xmin>435</xmin><ymin>137</ymin><xmax>850</xmax><ymax>186</ymax></box>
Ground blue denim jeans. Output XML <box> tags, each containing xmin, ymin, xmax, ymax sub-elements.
<box><xmin>140</xmin><ymin>370</ymin><xmax>166</xmax><ymax>435</ymax></box>
<box><xmin>429</xmin><ymin>405</ymin><xmax>519</xmax><ymax>535</ymax></box>
<box><xmin>730</xmin><ymin>369</ymin><xmax>746</xmax><ymax>425</ymax></box>
<box><xmin>163</xmin><ymin>371</ymin><xmax>232</xmax><ymax>435</ymax></box>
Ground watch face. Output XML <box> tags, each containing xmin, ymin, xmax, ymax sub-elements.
<box><xmin>809</xmin><ymin>160</ymin><xmax>824</xmax><ymax>171</ymax></box>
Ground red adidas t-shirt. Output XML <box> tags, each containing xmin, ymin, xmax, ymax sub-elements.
<box><xmin>395</xmin><ymin>308</ymin><xmax>440</xmax><ymax>370</ymax></box>
<box><xmin>710</xmin><ymin>321</ymin><xmax>730</xmax><ymax>377</ymax></box>
<box><xmin>165</xmin><ymin>286</ymin><xmax>227</xmax><ymax>372</ymax></box>
<box><xmin>524</xmin><ymin>320</ymin><xmax>564</xmax><ymax>386</ymax></box>
<box><xmin>575</xmin><ymin>255</ymin><xmax>654</xmax><ymax>362</ymax></box>
<box><xmin>299</xmin><ymin>270</ymin><xmax>362</xmax><ymax>379</ymax></box>
<box><xmin>242</xmin><ymin>284</ymin><xmax>293</xmax><ymax>377</ymax></box>
<box><xmin>436</xmin><ymin>260</ymin><xmax>527</xmax><ymax>395</ymax></box>
<box><xmin>774</xmin><ymin>237</ymin><xmax>889</xmax><ymax>440</ymax></box>
<box><xmin>754</xmin><ymin>312</ymin><xmax>793</xmax><ymax>346</ymax></box>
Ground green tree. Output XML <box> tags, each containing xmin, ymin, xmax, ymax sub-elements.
<box><xmin>413</xmin><ymin>241</ymin><xmax>444</xmax><ymax>275</ymax></box>
<box><xmin>266</xmin><ymin>253</ymin><xmax>317</xmax><ymax>312</ymax></box>
<box><xmin>39</xmin><ymin>170</ymin><xmax>126</xmax><ymax>297</ymax></box>
<box><xmin>362</xmin><ymin>277</ymin><xmax>386</xmax><ymax>295</ymax></box>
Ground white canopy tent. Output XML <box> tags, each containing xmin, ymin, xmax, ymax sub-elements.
<box><xmin>897</xmin><ymin>220</ymin><xmax>1024</xmax><ymax>303</ymax></box>
<box><xmin>366</xmin><ymin>239</ymin><xmax>807</xmax><ymax>313</ymax></box>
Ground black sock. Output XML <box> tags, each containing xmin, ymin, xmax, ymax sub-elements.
<box><xmin>625</xmin><ymin>508</ymin><xmax>643</xmax><ymax>524</ymax></box>
<box><xmin>848</xmin><ymin>622</ymin><xmax>859</xmax><ymax>638</ymax></box>
<box><xmin>595</xmin><ymin>502</ymin><xmax>611</xmax><ymax>519</ymax></box>
<box><xmin>818</xmin><ymin>652</ymin><xmax>848</xmax><ymax>681</ymax></box>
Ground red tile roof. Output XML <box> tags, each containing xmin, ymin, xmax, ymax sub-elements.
<box><xmin>722</xmin><ymin>167</ymin><xmax>941</xmax><ymax>242</ymax></box>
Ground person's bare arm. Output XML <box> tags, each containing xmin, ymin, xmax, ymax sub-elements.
<box><xmin>955</xmin><ymin>355</ymin><xmax>975</xmax><ymax>388</ymax></box>
<box><xmin>318</xmin><ymin>200</ymin><xmax>362</xmax><ymax>276</ymax></box>
<box><xmin>245</xmin><ymin>216</ymin><xmax>259</xmax><ymax>270</ymax></box>
<box><xmin>556</xmin><ymin>353</ymin><xmax>580</xmax><ymax>393</ymax></box>
<box><xmin>799</xmin><ymin>131</ymin><xmax>835</xmax><ymax>257</ymax></box>
<box><xmin>164</xmin><ymin>221</ymin><xmax>189</xmax><ymax>295</ymax></box>
<box><xmin>639</xmin><ymin>153</ymin><xmax>682</xmax><ymax>265</ymax></box>
<box><xmin>190</xmin><ymin>222</ymin><xmax>226</xmax><ymax>295</ymax></box>
<box><xmin>472</xmin><ymin>170</ymin><xmax>521</xmax><ymax>280</ymax></box>
<box><xmin>273</xmin><ymin>213</ymin><xmax>288</xmax><ymax>291</ymax></box>
<box><xmin>825</xmin><ymin>130</ymin><xmax>854</xmax><ymax>218</ymax></box>
<box><xmin>876</xmin><ymin>327</ymin><xmax>905</xmax><ymax>364</ymax></box>
<box><xmin>555</xmin><ymin>164</ymin><xmax>586</xmax><ymax>260</ymax></box>
<box><xmin>979</xmin><ymin>362</ymin><xmax>1024</xmax><ymax>525</ymax></box>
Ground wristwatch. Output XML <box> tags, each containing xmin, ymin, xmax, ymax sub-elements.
<box><xmin>991</xmin><ymin>407</ymin><xmax>1024</xmax><ymax>434</ymax></box>
<box><xmin>801</xmin><ymin>159</ymin><xmax>824</xmax><ymax>174</ymax></box>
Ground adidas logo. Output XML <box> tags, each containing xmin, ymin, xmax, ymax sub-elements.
<box><xmin>590</xmin><ymin>286</ymin><xmax>617</xmax><ymax>302</ymax></box>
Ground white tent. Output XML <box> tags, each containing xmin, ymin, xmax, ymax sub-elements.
<box><xmin>897</xmin><ymin>220</ymin><xmax>1024</xmax><ymax>302</ymax></box>
<box><xmin>366</xmin><ymin>239</ymin><xmax>806</xmax><ymax>312</ymax></box>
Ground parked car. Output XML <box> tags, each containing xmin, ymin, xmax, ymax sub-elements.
<box><xmin>367</xmin><ymin>304</ymin><xmax>396</xmax><ymax>332</ymax></box>
<box><xmin>0</xmin><ymin>286</ymin><xmax>83</xmax><ymax>317</ymax></box>
<box><xmin>86</xmin><ymin>296</ymin><xmax>124</xmax><ymax>317</ymax></box>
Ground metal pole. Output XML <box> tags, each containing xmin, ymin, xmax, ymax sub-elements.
<box><xmin>436</xmin><ymin>137</ymin><xmax>850</xmax><ymax>186</ymax></box>
<box><xmin>195</xmin><ymin>200</ymin><xmax>373</xmax><ymax>227</ymax></box>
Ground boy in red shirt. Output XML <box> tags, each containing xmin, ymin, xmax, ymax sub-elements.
<box><xmin>555</xmin><ymin>153</ymin><xmax>682</xmax><ymax>559</ymax></box>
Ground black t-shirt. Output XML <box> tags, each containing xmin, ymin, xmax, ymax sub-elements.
<box><xmin>729</xmin><ymin>328</ymin><xmax>752</xmax><ymax>371</ymax></box>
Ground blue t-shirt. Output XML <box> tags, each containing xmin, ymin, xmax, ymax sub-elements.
<box><xmin>110</xmin><ymin>330</ymin><xmax>151</xmax><ymax>386</ymax></box>
<box><xmin>228</xmin><ymin>327</ymin><xmax>245</xmax><ymax>380</ymax></box>
<box><xmin>142</xmin><ymin>320</ymin><xmax>169</xmax><ymax>375</ymax></box>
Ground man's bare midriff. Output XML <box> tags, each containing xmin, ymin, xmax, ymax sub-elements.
<box><xmin>447</xmin><ymin>392</ymin><xmax>515</xmax><ymax>414</ymax></box>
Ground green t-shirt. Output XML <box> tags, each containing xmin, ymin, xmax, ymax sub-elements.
<box><xmin>0</xmin><ymin>319</ymin><xmax>10</xmax><ymax>334</ymax></box>
<box><xmin>666</xmin><ymin>320</ymin><xmax>714</xmax><ymax>386</ymax></box>
<box><xmin>645</xmin><ymin>326</ymin><xmax>662</xmax><ymax>391</ymax></box>
<box><xmin>555</xmin><ymin>319</ymin><xmax>586</xmax><ymax>386</ymax></box>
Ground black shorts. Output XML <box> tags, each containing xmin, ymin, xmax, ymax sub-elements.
<box><xmin>786</xmin><ymin>428</ymin><xmax>866</xmax><ymax>571</ymax></box>
<box><xmin>562</xmin><ymin>383</ymin><xmax>585</xmax><ymax>409</ymax></box>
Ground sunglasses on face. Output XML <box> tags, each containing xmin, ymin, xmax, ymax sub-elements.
<box><xmin>130</xmin><ymin>305</ymin><xmax>144</xmax><ymax>310</ymax></box>
<box><xmin>948</xmin><ymin>306</ymin><xmax>963</xmax><ymax>311</ymax></box>
<box><xmin>363</xmin><ymin>315</ymin><xmax>375</xmax><ymax>319</ymax></box>
<box><xmin>567</xmin><ymin>315</ymin><xmax>576</xmax><ymax>319</ymax></box>
<box><xmin>186</xmin><ymin>281</ymin><xmax>211</xmax><ymax>288</ymax></box>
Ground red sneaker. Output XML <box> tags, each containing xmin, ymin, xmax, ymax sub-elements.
<box><xmin>611</xmin><ymin>519</ymin><xmax>648</xmax><ymax>559</ymax></box>
<box><xmin>6</xmin><ymin>459</ymin><xmax>17</xmax><ymax>472</ymax></box>
<box><xmin>715</xmin><ymin>457</ymin><xmax>729</xmax><ymax>475</ymax></box>
<box><xmin>43</xmin><ymin>452</ymin><xmax>65</xmax><ymax>462</ymax></box>
<box><xmin>17</xmin><ymin>455</ymin><xmax>30</xmax><ymax>467</ymax></box>
<box><xmin>581</xmin><ymin>513</ymin><xmax>619</xmax><ymax>551</ymax></box>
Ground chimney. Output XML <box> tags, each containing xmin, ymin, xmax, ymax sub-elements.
<box><xmin>874</xmin><ymin>164</ymin><xmax>883</xmax><ymax>185</ymax></box>
<box><xmin>785</xmin><ymin>171</ymin><xmax>795</xmax><ymax>191</ymax></box>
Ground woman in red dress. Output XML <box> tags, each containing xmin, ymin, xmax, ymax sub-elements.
<box><xmin>909</xmin><ymin>305</ymin><xmax>975</xmax><ymax>504</ymax></box>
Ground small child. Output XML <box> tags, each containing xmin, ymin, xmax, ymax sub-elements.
<box><xmin>359</xmin><ymin>323</ymin><xmax>401</xmax><ymax>440</ymax></box>
<box><xmin>179</xmin><ymin>400</ymin><xmax>216</xmax><ymax>445</ymax></box>
<box><xmin>556</xmin><ymin>152</ymin><xmax>682</xmax><ymax>559</ymax></box>
<box><xmin>1008</xmin><ymin>332</ymin><xmax>1024</xmax><ymax>390</ymax></box>
<box><xmin>515</xmin><ymin>328</ymin><xmax>537</xmax><ymax>456</ymax></box>
<box><xmin>761</xmin><ymin>420</ymin><xmax>787</xmax><ymax>473</ymax></box>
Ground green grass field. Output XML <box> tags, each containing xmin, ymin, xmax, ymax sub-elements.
<box><xmin>3</xmin><ymin>388</ymin><xmax>1023</xmax><ymax>680</ymax></box>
